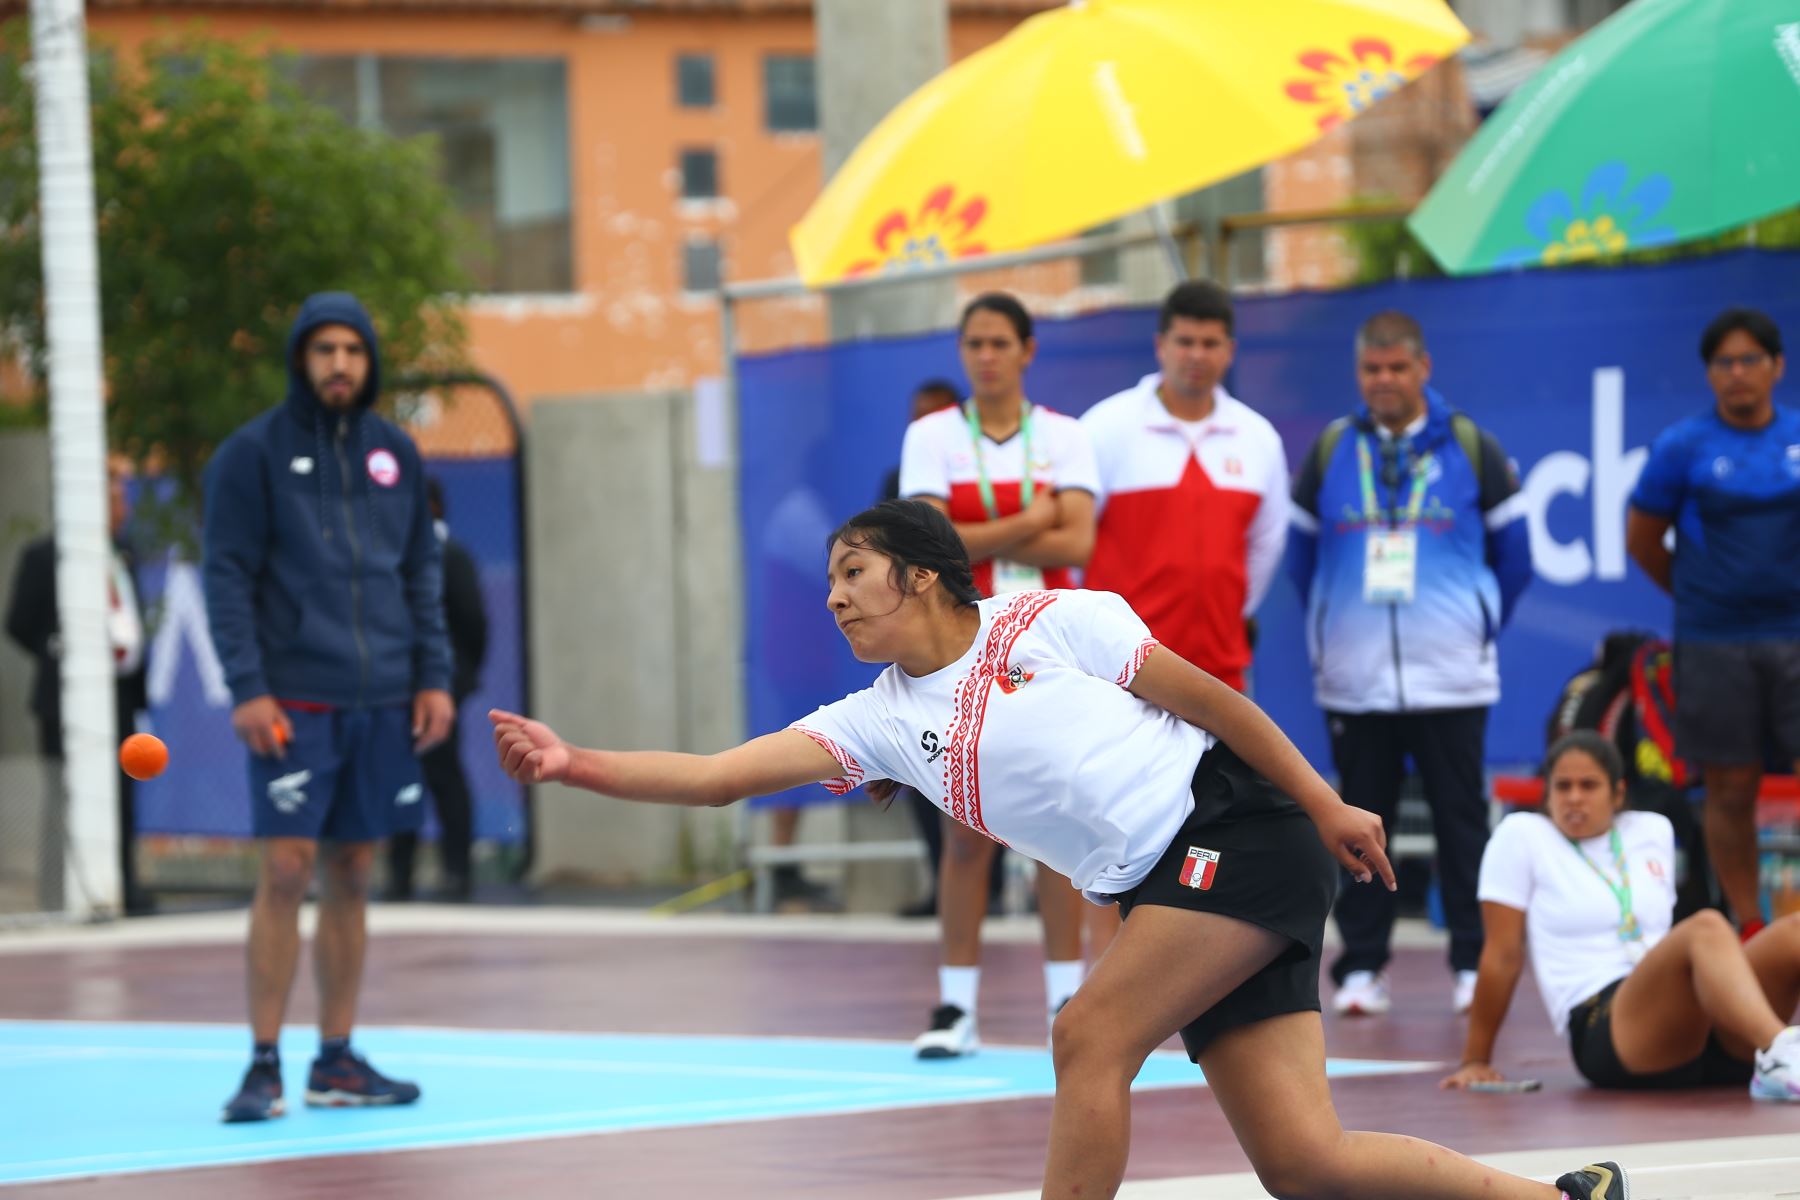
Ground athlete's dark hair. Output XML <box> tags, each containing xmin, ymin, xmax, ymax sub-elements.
<box><xmin>827</xmin><ymin>499</ymin><xmax>982</xmax><ymax>607</ymax></box>
<box><xmin>1159</xmin><ymin>280</ymin><xmax>1235</xmax><ymax>336</ymax></box>
<box><xmin>913</xmin><ymin>377</ymin><xmax>961</xmax><ymax>403</ymax></box>
<box><xmin>1699</xmin><ymin>307</ymin><xmax>1783</xmax><ymax>363</ymax></box>
<box><xmin>1544</xmin><ymin>729</ymin><xmax>1625</xmax><ymax>791</ymax></box>
<box><xmin>959</xmin><ymin>291</ymin><xmax>1033</xmax><ymax>342</ymax></box>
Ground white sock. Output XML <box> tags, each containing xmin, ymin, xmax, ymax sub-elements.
<box><xmin>1044</xmin><ymin>959</ymin><xmax>1086</xmax><ymax>1010</ymax></box>
<box><xmin>939</xmin><ymin>966</ymin><xmax>979</xmax><ymax>1014</ymax></box>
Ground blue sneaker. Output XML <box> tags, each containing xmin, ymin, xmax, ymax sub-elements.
<box><xmin>221</xmin><ymin>1063</ymin><xmax>285</xmax><ymax>1123</ymax></box>
<box><xmin>304</xmin><ymin>1047</ymin><xmax>421</xmax><ymax>1108</ymax></box>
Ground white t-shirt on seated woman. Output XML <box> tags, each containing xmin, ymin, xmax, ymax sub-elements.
<box><xmin>791</xmin><ymin>589</ymin><xmax>1212</xmax><ymax>901</ymax></box>
<box><xmin>1476</xmin><ymin>809</ymin><xmax>1678</xmax><ymax>1033</ymax></box>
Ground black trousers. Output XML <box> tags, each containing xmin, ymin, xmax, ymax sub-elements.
<box><xmin>1326</xmin><ymin>707</ymin><xmax>1489</xmax><ymax>982</ymax></box>
<box><xmin>387</xmin><ymin>712</ymin><xmax>474</xmax><ymax>893</ymax></box>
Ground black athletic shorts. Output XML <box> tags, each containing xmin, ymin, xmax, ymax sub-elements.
<box><xmin>1566</xmin><ymin>977</ymin><xmax>1753</xmax><ymax>1089</ymax></box>
<box><xmin>1111</xmin><ymin>743</ymin><xmax>1337</xmax><ymax>1060</ymax></box>
<box><xmin>1674</xmin><ymin>638</ymin><xmax>1800</xmax><ymax>766</ymax></box>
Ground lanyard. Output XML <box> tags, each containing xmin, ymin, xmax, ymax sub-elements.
<box><xmin>1569</xmin><ymin>826</ymin><xmax>1642</xmax><ymax>945</ymax></box>
<box><xmin>964</xmin><ymin>400</ymin><xmax>1034</xmax><ymax>520</ymax></box>
<box><xmin>1356</xmin><ymin>434</ymin><xmax>1432</xmax><ymax>526</ymax></box>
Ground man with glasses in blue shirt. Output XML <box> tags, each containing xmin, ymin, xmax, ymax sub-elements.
<box><xmin>1629</xmin><ymin>308</ymin><xmax>1795</xmax><ymax>944</ymax></box>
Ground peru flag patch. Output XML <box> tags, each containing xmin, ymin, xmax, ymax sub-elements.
<box><xmin>1178</xmin><ymin>846</ymin><xmax>1220</xmax><ymax>891</ymax></box>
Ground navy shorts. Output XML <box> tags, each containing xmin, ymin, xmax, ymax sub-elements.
<box><xmin>248</xmin><ymin>704</ymin><xmax>425</xmax><ymax>842</ymax></box>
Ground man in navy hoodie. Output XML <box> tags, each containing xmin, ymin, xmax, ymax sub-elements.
<box><xmin>204</xmin><ymin>292</ymin><xmax>453</xmax><ymax>1122</ymax></box>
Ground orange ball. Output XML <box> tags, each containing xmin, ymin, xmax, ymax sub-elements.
<box><xmin>119</xmin><ymin>733</ymin><xmax>169</xmax><ymax>781</ymax></box>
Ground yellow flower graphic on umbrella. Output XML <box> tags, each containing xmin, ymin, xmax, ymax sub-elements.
<box><xmin>846</xmin><ymin>185</ymin><xmax>989</xmax><ymax>277</ymax></box>
<box><xmin>1496</xmin><ymin>161</ymin><xmax>1676</xmax><ymax>268</ymax></box>
<box><xmin>1285</xmin><ymin>39</ymin><xmax>1439</xmax><ymax>130</ymax></box>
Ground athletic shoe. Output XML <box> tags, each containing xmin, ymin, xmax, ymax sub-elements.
<box><xmin>914</xmin><ymin>1004</ymin><xmax>978</xmax><ymax>1059</ymax></box>
<box><xmin>220</xmin><ymin>1063</ymin><xmax>285</xmax><ymax>1123</ymax></box>
<box><xmin>1453</xmin><ymin>969</ymin><xmax>1479</xmax><ymax>1015</ymax></box>
<box><xmin>1332</xmin><ymin>970</ymin><xmax>1391</xmax><ymax>1016</ymax></box>
<box><xmin>304</xmin><ymin>1048</ymin><xmax>422</xmax><ymax>1107</ymax></box>
<box><xmin>1751</xmin><ymin>1025</ymin><xmax>1800</xmax><ymax>1102</ymax></box>
<box><xmin>1554</xmin><ymin>1159</ymin><xmax>1629</xmax><ymax>1199</ymax></box>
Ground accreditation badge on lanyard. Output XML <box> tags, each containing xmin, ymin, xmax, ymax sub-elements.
<box><xmin>967</xmin><ymin>401</ymin><xmax>1045</xmax><ymax>595</ymax></box>
<box><xmin>1572</xmin><ymin>827</ymin><xmax>1647</xmax><ymax>965</ymax></box>
<box><xmin>1358</xmin><ymin>435</ymin><xmax>1431</xmax><ymax>606</ymax></box>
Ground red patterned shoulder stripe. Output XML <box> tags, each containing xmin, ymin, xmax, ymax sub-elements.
<box><xmin>791</xmin><ymin>725</ymin><xmax>865</xmax><ymax>796</ymax></box>
<box><xmin>1115</xmin><ymin>638</ymin><xmax>1160</xmax><ymax>688</ymax></box>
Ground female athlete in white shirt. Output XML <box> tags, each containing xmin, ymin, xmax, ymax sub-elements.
<box><xmin>491</xmin><ymin>500</ymin><xmax>1628</xmax><ymax>1200</ymax></box>
<box><xmin>1444</xmin><ymin>730</ymin><xmax>1800</xmax><ymax>1100</ymax></box>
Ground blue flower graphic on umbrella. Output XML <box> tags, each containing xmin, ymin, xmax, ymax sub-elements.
<box><xmin>1495</xmin><ymin>161</ymin><xmax>1676</xmax><ymax>267</ymax></box>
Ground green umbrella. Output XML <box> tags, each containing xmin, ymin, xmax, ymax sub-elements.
<box><xmin>1409</xmin><ymin>0</ymin><xmax>1800</xmax><ymax>275</ymax></box>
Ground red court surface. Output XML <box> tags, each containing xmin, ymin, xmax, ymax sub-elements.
<box><xmin>2</xmin><ymin>908</ymin><xmax>1795</xmax><ymax>1198</ymax></box>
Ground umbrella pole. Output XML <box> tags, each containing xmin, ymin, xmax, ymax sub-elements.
<box><xmin>1149</xmin><ymin>205</ymin><xmax>1190</xmax><ymax>282</ymax></box>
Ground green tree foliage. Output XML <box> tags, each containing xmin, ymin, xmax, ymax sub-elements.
<box><xmin>0</xmin><ymin>24</ymin><xmax>472</xmax><ymax>496</ymax></box>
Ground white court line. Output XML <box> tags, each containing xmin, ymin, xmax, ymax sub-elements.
<box><xmin>0</xmin><ymin>907</ymin><xmax>1449</xmax><ymax>953</ymax></box>
<box><xmin>0</xmin><ymin>1016</ymin><xmax>1237</xmax><ymax>1056</ymax></box>
<box><xmin>941</xmin><ymin>1135</ymin><xmax>1800</xmax><ymax>1200</ymax></box>
<box><xmin>1</xmin><ymin>1041</ymin><xmax>1011</xmax><ymax>1088</ymax></box>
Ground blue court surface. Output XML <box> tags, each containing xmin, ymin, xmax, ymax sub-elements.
<box><xmin>0</xmin><ymin>1020</ymin><xmax>1435</xmax><ymax>1185</ymax></box>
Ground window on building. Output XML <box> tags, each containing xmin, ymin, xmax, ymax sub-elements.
<box><xmin>1175</xmin><ymin>168</ymin><xmax>1267</xmax><ymax>288</ymax></box>
<box><xmin>285</xmin><ymin>54</ymin><xmax>573</xmax><ymax>294</ymax></box>
<box><xmin>1079</xmin><ymin>221</ymin><xmax>1123</xmax><ymax>288</ymax></box>
<box><xmin>1564</xmin><ymin>0</ymin><xmax>1629</xmax><ymax>30</ymax></box>
<box><xmin>680</xmin><ymin>149</ymin><xmax>719</xmax><ymax>201</ymax></box>
<box><xmin>763</xmin><ymin>54</ymin><xmax>817</xmax><ymax>133</ymax></box>
<box><xmin>683</xmin><ymin>239</ymin><xmax>723</xmax><ymax>293</ymax></box>
<box><xmin>676</xmin><ymin>53</ymin><xmax>715</xmax><ymax>108</ymax></box>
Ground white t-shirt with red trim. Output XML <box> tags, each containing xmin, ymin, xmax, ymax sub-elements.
<box><xmin>790</xmin><ymin>589</ymin><xmax>1211</xmax><ymax>900</ymax></box>
<box><xmin>898</xmin><ymin>403</ymin><xmax>1101</xmax><ymax>597</ymax></box>
<box><xmin>1081</xmin><ymin>376</ymin><xmax>1289</xmax><ymax>690</ymax></box>
<box><xmin>1477</xmin><ymin>810</ymin><xmax>1678</xmax><ymax>1034</ymax></box>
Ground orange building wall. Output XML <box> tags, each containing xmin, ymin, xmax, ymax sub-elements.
<box><xmin>74</xmin><ymin>8</ymin><xmax>1034</xmax><ymax>419</ymax></box>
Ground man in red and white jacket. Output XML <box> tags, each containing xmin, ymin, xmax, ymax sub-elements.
<box><xmin>1082</xmin><ymin>282</ymin><xmax>1289</xmax><ymax>695</ymax></box>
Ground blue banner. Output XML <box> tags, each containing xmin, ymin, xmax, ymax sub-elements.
<box><xmin>132</xmin><ymin>457</ymin><xmax>526</xmax><ymax>842</ymax></box>
<box><xmin>738</xmin><ymin>251</ymin><xmax>1800</xmax><ymax>805</ymax></box>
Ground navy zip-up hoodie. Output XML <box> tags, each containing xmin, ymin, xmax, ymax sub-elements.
<box><xmin>202</xmin><ymin>292</ymin><xmax>451</xmax><ymax>708</ymax></box>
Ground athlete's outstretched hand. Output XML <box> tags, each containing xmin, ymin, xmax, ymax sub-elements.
<box><xmin>1314</xmin><ymin>803</ymin><xmax>1396</xmax><ymax>889</ymax></box>
<box><xmin>490</xmin><ymin>709</ymin><xmax>573</xmax><ymax>785</ymax></box>
<box><xmin>1441</xmin><ymin>1061</ymin><xmax>1505</xmax><ymax>1090</ymax></box>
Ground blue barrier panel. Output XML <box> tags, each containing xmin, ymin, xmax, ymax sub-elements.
<box><xmin>738</xmin><ymin>251</ymin><xmax>1800</xmax><ymax>806</ymax></box>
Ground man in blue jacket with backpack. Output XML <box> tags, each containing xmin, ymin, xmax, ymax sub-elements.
<box><xmin>1289</xmin><ymin>310</ymin><xmax>1533</xmax><ymax>1019</ymax></box>
<box><xmin>204</xmin><ymin>292</ymin><xmax>454</xmax><ymax>1122</ymax></box>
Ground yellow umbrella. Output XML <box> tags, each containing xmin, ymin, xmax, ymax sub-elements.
<box><xmin>790</xmin><ymin>0</ymin><xmax>1470</xmax><ymax>287</ymax></box>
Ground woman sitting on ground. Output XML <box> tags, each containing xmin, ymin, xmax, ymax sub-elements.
<box><xmin>1443</xmin><ymin>729</ymin><xmax>1800</xmax><ymax>1099</ymax></box>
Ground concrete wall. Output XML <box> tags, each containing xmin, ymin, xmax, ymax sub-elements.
<box><xmin>524</xmin><ymin>390</ymin><xmax>741</xmax><ymax>885</ymax></box>
<box><xmin>0</xmin><ymin>432</ymin><xmax>52</xmax><ymax>759</ymax></box>
<box><xmin>0</xmin><ymin>433</ymin><xmax>53</xmax><ymax>911</ymax></box>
